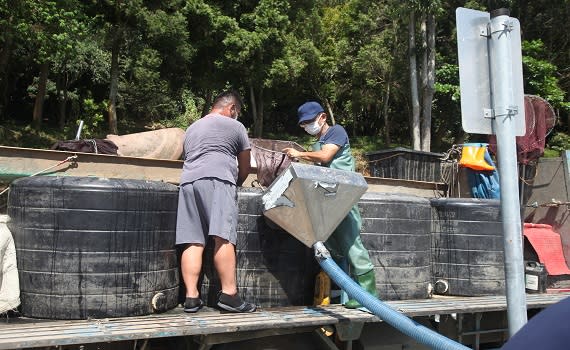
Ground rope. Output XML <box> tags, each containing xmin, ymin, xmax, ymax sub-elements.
<box><xmin>0</xmin><ymin>155</ymin><xmax>78</xmax><ymax>197</ymax></box>
<box><xmin>526</xmin><ymin>200</ymin><xmax>570</xmax><ymax>208</ymax></box>
<box><xmin>439</xmin><ymin>145</ymin><xmax>464</xmax><ymax>198</ymax></box>
<box><xmin>366</xmin><ymin>152</ymin><xmax>407</xmax><ymax>164</ymax></box>
<box><xmin>86</xmin><ymin>139</ymin><xmax>98</xmax><ymax>154</ymax></box>
<box><xmin>519</xmin><ymin>163</ymin><xmax>539</xmax><ymax>185</ymax></box>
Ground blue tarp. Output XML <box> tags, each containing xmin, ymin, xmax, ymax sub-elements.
<box><xmin>464</xmin><ymin>143</ymin><xmax>501</xmax><ymax>199</ymax></box>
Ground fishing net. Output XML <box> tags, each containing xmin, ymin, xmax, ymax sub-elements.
<box><xmin>249</xmin><ymin>138</ymin><xmax>305</xmax><ymax>187</ymax></box>
<box><xmin>51</xmin><ymin>139</ymin><xmax>119</xmax><ymax>155</ymax></box>
<box><xmin>488</xmin><ymin>95</ymin><xmax>557</xmax><ymax>164</ymax></box>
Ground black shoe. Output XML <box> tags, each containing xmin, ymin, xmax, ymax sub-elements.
<box><xmin>183</xmin><ymin>297</ymin><xmax>204</xmax><ymax>313</ymax></box>
<box><xmin>216</xmin><ymin>292</ymin><xmax>256</xmax><ymax>313</ymax></box>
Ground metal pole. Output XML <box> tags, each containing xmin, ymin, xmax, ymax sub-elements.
<box><xmin>488</xmin><ymin>8</ymin><xmax>528</xmax><ymax>336</ymax></box>
<box><xmin>75</xmin><ymin>120</ymin><xmax>84</xmax><ymax>140</ymax></box>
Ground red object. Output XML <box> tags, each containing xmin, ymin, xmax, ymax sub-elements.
<box><xmin>546</xmin><ymin>288</ymin><xmax>570</xmax><ymax>293</ymax></box>
<box><xmin>523</xmin><ymin>223</ymin><xmax>570</xmax><ymax>275</ymax></box>
<box><xmin>489</xmin><ymin>95</ymin><xmax>556</xmax><ymax>164</ymax></box>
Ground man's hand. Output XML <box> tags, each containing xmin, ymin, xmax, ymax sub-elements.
<box><xmin>237</xmin><ymin>149</ymin><xmax>251</xmax><ymax>186</ymax></box>
<box><xmin>283</xmin><ymin>144</ymin><xmax>339</xmax><ymax>164</ymax></box>
<box><xmin>282</xmin><ymin>147</ymin><xmax>301</xmax><ymax>159</ymax></box>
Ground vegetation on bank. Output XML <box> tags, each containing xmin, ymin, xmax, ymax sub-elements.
<box><xmin>1</xmin><ymin>0</ymin><xmax>569</xmax><ymax>162</ymax></box>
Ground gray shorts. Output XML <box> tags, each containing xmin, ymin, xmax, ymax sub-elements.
<box><xmin>176</xmin><ymin>178</ymin><xmax>238</xmax><ymax>245</ymax></box>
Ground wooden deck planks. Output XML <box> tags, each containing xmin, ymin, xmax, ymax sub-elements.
<box><xmin>1</xmin><ymin>293</ymin><xmax>568</xmax><ymax>349</ymax></box>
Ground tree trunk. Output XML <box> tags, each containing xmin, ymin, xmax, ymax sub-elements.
<box><xmin>255</xmin><ymin>88</ymin><xmax>264</xmax><ymax>137</ymax></box>
<box><xmin>108</xmin><ymin>26</ymin><xmax>120</xmax><ymax>135</ymax></box>
<box><xmin>32</xmin><ymin>62</ymin><xmax>49</xmax><ymax>130</ymax></box>
<box><xmin>57</xmin><ymin>73</ymin><xmax>68</xmax><ymax>129</ymax></box>
<box><xmin>408</xmin><ymin>11</ymin><xmax>421</xmax><ymax>150</ymax></box>
<box><xmin>382</xmin><ymin>80</ymin><xmax>392</xmax><ymax>147</ymax></box>
<box><xmin>420</xmin><ymin>15</ymin><xmax>428</xmax><ymax>96</ymax></box>
<box><xmin>311</xmin><ymin>87</ymin><xmax>336</xmax><ymax>126</ymax></box>
<box><xmin>249</xmin><ymin>84</ymin><xmax>264</xmax><ymax>137</ymax></box>
<box><xmin>419</xmin><ymin>15</ymin><xmax>428</xmax><ymax>150</ymax></box>
<box><xmin>382</xmin><ymin>32</ymin><xmax>398</xmax><ymax>148</ymax></box>
<box><xmin>249</xmin><ymin>83</ymin><xmax>258</xmax><ymax>132</ymax></box>
<box><xmin>323</xmin><ymin>98</ymin><xmax>336</xmax><ymax>125</ymax></box>
<box><xmin>60</xmin><ymin>88</ymin><xmax>68</xmax><ymax>130</ymax></box>
<box><xmin>201</xmin><ymin>90</ymin><xmax>212</xmax><ymax>117</ymax></box>
<box><xmin>420</xmin><ymin>14</ymin><xmax>436</xmax><ymax>152</ymax></box>
<box><xmin>0</xmin><ymin>17</ymin><xmax>13</xmax><ymax>119</ymax></box>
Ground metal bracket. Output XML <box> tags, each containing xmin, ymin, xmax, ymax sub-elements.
<box><xmin>479</xmin><ymin>25</ymin><xmax>490</xmax><ymax>38</ymax></box>
<box><xmin>194</xmin><ymin>326</ymin><xmax>321</xmax><ymax>349</ymax></box>
<box><xmin>335</xmin><ymin>321</ymin><xmax>365</xmax><ymax>341</ymax></box>
<box><xmin>490</xmin><ymin>19</ymin><xmax>515</xmax><ymax>35</ymax></box>
<box><xmin>316</xmin><ymin>181</ymin><xmax>339</xmax><ymax>197</ymax></box>
<box><xmin>483</xmin><ymin>105</ymin><xmax>519</xmax><ymax>119</ymax></box>
<box><xmin>483</xmin><ymin>108</ymin><xmax>494</xmax><ymax>119</ymax></box>
<box><xmin>496</xmin><ymin>105</ymin><xmax>519</xmax><ymax>117</ymax></box>
<box><xmin>313</xmin><ymin>328</ymin><xmax>341</xmax><ymax>350</ymax></box>
<box><xmin>480</xmin><ymin>20</ymin><xmax>515</xmax><ymax>37</ymax></box>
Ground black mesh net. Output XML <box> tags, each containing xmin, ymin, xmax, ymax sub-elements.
<box><xmin>249</xmin><ymin>138</ymin><xmax>305</xmax><ymax>187</ymax></box>
<box><xmin>51</xmin><ymin>139</ymin><xmax>118</xmax><ymax>155</ymax></box>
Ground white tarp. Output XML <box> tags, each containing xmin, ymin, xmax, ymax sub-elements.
<box><xmin>0</xmin><ymin>214</ymin><xmax>20</xmax><ymax>313</ymax></box>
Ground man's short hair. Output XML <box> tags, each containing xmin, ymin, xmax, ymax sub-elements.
<box><xmin>213</xmin><ymin>90</ymin><xmax>243</xmax><ymax>110</ymax></box>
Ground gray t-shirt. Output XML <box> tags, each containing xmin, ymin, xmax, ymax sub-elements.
<box><xmin>180</xmin><ymin>113</ymin><xmax>250</xmax><ymax>185</ymax></box>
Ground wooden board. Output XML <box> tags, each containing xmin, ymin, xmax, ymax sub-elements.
<box><xmin>1</xmin><ymin>293</ymin><xmax>568</xmax><ymax>349</ymax></box>
<box><xmin>0</xmin><ymin>146</ymin><xmax>183</xmax><ymax>184</ymax></box>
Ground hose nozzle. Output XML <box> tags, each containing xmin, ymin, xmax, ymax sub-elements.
<box><xmin>313</xmin><ymin>241</ymin><xmax>331</xmax><ymax>260</ymax></box>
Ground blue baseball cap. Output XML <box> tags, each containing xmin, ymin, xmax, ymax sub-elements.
<box><xmin>297</xmin><ymin>101</ymin><xmax>324</xmax><ymax>124</ymax></box>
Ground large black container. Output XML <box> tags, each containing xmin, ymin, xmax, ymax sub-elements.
<box><xmin>200</xmin><ymin>188</ymin><xmax>318</xmax><ymax>307</ymax></box>
<box><xmin>430</xmin><ymin>198</ymin><xmax>505</xmax><ymax>296</ymax></box>
<box><xmin>365</xmin><ymin>147</ymin><xmax>444</xmax><ymax>182</ymax></box>
<box><xmin>7</xmin><ymin>176</ymin><xmax>180</xmax><ymax>319</ymax></box>
<box><xmin>359</xmin><ymin>192</ymin><xmax>432</xmax><ymax>300</ymax></box>
<box><xmin>524</xmin><ymin>261</ymin><xmax>547</xmax><ymax>293</ymax></box>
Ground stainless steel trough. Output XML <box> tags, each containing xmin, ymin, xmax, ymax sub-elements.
<box><xmin>262</xmin><ymin>163</ymin><xmax>368</xmax><ymax>247</ymax></box>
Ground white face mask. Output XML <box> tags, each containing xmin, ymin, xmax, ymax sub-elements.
<box><xmin>303</xmin><ymin>119</ymin><xmax>321</xmax><ymax>135</ymax></box>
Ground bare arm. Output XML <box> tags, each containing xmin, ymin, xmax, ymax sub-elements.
<box><xmin>282</xmin><ymin>144</ymin><xmax>340</xmax><ymax>164</ymax></box>
<box><xmin>237</xmin><ymin>149</ymin><xmax>251</xmax><ymax>186</ymax></box>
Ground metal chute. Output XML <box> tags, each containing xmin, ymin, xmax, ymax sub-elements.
<box><xmin>262</xmin><ymin>163</ymin><xmax>368</xmax><ymax>247</ymax></box>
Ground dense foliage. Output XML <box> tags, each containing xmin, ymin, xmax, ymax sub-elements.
<box><xmin>0</xmin><ymin>0</ymin><xmax>568</xmax><ymax>154</ymax></box>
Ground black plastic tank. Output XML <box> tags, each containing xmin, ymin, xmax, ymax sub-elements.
<box><xmin>359</xmin><ymin>192</ymin><xmax>432</xmax><ymax>300</ymax></box>
<box><xmin>200</xmin><ymin>188</ymin><xmax>317</xmax><ymax>307</ymax></box>
<box><xmin>7</xmin><ymin>176</ymin><xmax>180</xmax><ymax>319</ymax></box>
<box><xmin>430</xmin><ymin>198</ymin><xmax>505</xmax><ymax>296</ymax></box>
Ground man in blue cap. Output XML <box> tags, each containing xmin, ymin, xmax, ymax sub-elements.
<box><xmin>282</xmin><ymin>101</ymin><xmax>377</xmax><ymax>309</ymax></box>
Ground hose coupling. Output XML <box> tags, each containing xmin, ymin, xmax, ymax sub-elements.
<box><xmin>313</xmin><ymin>241</ymin><xmax>331</xmax><ymax>260</ymax></box>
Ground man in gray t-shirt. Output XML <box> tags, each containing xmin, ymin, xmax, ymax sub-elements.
<box><xmin>176</xmin><ymin>90</ymin><xmax>256</xmax><ymax>313</ymax></box>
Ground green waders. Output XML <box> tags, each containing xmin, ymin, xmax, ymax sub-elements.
<box><xmin>313</xmin><ymin>141</ymin><xmax>378</xmax><ymax>308</ymax></box>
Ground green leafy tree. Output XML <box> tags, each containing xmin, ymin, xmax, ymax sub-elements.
<box><xmin>0</xmin><ymin>0</ymin><xmax>87</xmax><ymax>130</ymax></box>
<box><xmin>121</xmin><ymin>4</ymin><xmax>194</xmax><ymax>127</ymax></box>
<box><xmin>0</xmin><ymin>1</ymin><xmax>31</xmax><ymax>119</ymax></box>
<box><xmin>89</xmin><ymin>0</ymin><xmax>193</xmax><ymax>134</ymax></box>
<box><xmin>522</xmin><ymin>40</ymin><xmax>570</xmax><ymax>114</ymax></box>
<box><xmin>223</xmin><ymin>0</ymin><xmax>294</xmax><ymax>136</ymax></box>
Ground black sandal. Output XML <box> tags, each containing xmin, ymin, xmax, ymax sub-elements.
<box><xmin>183</xmin><ymin>297</ymin><xmax>204</xmax><ymax>313</ymax></box>
<box><xmin>216</xmin><ymin>292</ymin><xmax>256</xmax><ymax>313</ymax></box>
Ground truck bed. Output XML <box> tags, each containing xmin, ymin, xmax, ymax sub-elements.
<box><xmin>2</xmin><ymin>293</ymin><xmax>568</xmax><ymax>349</ymax></box>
